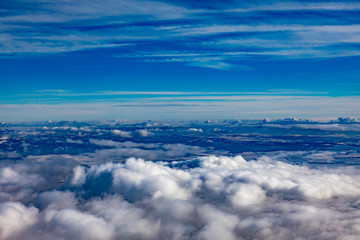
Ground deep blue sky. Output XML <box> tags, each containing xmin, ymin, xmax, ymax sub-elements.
<box><xmin>1</xmin><ymin>0</ymin><xmax>359</xmax><ymax>120</ymax></box>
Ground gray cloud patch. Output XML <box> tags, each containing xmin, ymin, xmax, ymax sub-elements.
<box><xmin>87</xmin><ymin>139</ymin><xmax>204</xmax><ymax>162</ymax></box>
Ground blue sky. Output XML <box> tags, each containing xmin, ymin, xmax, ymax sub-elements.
<box><xmin>1</xmin><ymin>0</ymin><xmax>360</xmax><ymax>120</ymax></box>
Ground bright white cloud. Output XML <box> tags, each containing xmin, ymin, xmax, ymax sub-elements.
<box><xmin>0</xmin><ymin>153</ymin><xmax>359</xmax><ymax>239</ymax></box>
<box><xmin>111</xmin><ymin>129</ymin><xmax>132</xmax><ymax>137</ymax></box>
<box><xmin>188</xmin><ymin>128</ymin><xmax>203</xmax><ymax>132</ymax></box>
<box><xmin>0</xmin><ymin>202</ymin><xmax>38</xmax><ymax>239</ymax></box>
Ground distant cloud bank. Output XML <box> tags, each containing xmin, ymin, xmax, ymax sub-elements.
<box><xmin>1</xmin><ymin>94</ymin><xmax>359</xmax><ymax>121</ymax></box>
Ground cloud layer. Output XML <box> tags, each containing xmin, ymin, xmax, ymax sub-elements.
<box><xmin>0</xmin><ymin>154</ymin><xmax>360</xmax><ymax>240</ymax></box>
<box><xmin>0</xmin><ymin>121</ymin><xmax>359</xmax><ymax>239</ymax></box>
<box><xmin>1</xmin><ymin>0</ymin><xmax>360</xmax><ymax>69</ymax></box>
<box><xmin>1</xmin><ymin>95</ymin><xmax>360</xmax><ymax>121</ymax></box>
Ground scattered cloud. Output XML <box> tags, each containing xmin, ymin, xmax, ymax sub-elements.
<box><xmin>265</xmin><ymin>123</ymin><xmax>360</xmax><ymax>132</ymax></box>
<box><xmin>186</xmin><ymin>60</ymin><xmax>252</xmax><ymax>71</ymax></box>
<box><xmin>188</xmin><ymin>128</ymin><xmax>203</xmax><ymax>133</ymax></box>
<box><xmin>136</xmin><ymin>129</ymin><xmax>152</xmax><ymax>137</ymax></box>
<box><xmin>227</xmin><ymin>2</ymin><xmax>360</xmax><ymax>12</ymax></box>
<box><xmin>87</xmin><ymin>139</ymin><xmax>203</xmax><ymax>162</ymax></box>
<box><xmin>36</xmin><ymin>89</ymin><xmax>70</xmax><ymax>93</ymax></box>
<box><xmin>111</xmin><ymin>129</ymin><xmax>132</xmax><ymax>137</ymax></box>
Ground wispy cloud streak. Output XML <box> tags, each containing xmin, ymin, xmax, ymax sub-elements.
<box><xmin>1</xmin><ymin>0</ymin><xmax>360</xmax><ymax>69</ymax></box>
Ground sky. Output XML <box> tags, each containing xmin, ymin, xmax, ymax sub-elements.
<box><xmin>1</xmin><ymin>0</ymin><xmax>360</xmax><ymax>120</ymax></box>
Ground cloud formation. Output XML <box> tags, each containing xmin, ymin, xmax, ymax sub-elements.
<box><xmin>1</xmin><ymin>95</ymin><xmax>360</xmax><ymax>121</ymax></box>
<box><xmin>1</xmin><ymin>0</ymin><xmax>360</xmax><ymax>69</ymax></box>
<box><xmin>87</xmin><ymin>139</ymin><xmax>204</xmax><ymax>162</ymax></box>
<box><xmin>111</xmin><ymin>129</ymin><xmax>132</xmax><ymax>137</ymax></box>
<box><xmin>0</xmin><ymin>153</ymin><xmax>359</xmax><ymax>240</ymax></box>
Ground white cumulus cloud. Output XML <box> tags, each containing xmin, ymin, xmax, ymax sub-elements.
<box><xmin>111</xmin><ymin>129</ymin><xmax>132</xmax><ymax>137</ymax></box>
<box><xmin>0</xmin><ymin>154</ymin><xmax>360</xmax><ymax>239</ymax></box>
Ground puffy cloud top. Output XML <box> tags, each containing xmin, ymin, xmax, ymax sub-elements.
<box><xmin>0</xmin><ymin>154</ymin><xmax>360</xmax><ymax>240</ymax></box>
